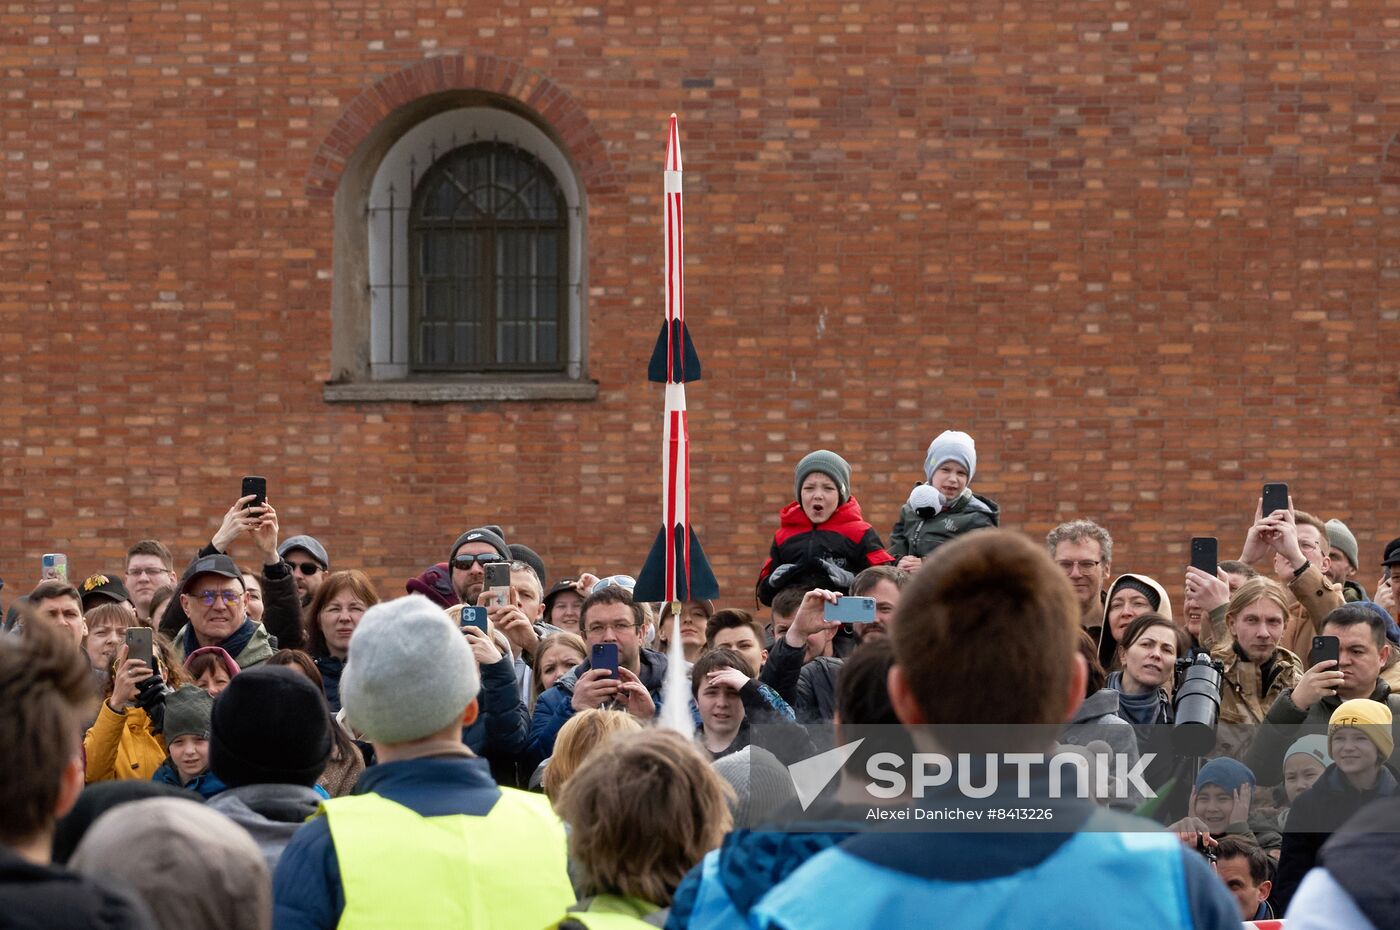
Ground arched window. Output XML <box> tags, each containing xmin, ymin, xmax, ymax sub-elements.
<box><xmin>322</xmin><ymin>101</ymin><xmax>592</xmax><ymax>401</ymax></box>
<box><xmin>410</xmin><ymin>142</ymin><xmax>569</xmax><ymax>372</ymax></box>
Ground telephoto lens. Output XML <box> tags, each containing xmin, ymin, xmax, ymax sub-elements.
<box><xmin>1172</xmin><ymin>654</ymin><xmax>1223</xmax><ymax>757</ymax></box>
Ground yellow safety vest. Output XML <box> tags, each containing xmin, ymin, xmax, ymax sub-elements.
<box><xmin>551</xmin><ymin>894</ymin><xmax>664</xmax><ymax>930</ymax></box>
<box><xmin>324</xmin><ymin>787</ymin><xmax>574</xmax><ymax>930</ymax></box>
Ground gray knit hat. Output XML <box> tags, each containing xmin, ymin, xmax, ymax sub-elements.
<box><xmin>448</xmin><ymin>526</ymin><xmax>511</xmax><ymax>564</ymax></box>
<box><xmin>924</xmin><ymin>430</ymin><xmax>977</xmax><ymax>483</ymax></box>
<box><xmin>162</xmin><ymin>686</ymin><xmax>214</xmax><ymax>742</ymax></box>
<box><xmin>714</xmin><ymin>745</ymin><xmax>798</xmax><ymax>827</ymax></box>
<box><xmin>794</xmin><ymin>450</ymin><xmax>851</xmax><ymax>505</ymax></box>
<box><xmin>340</xmin><ymin>595</ymin><xmax>480</xmax><ymax>745</ymax></box>
<box><xmin>1326</xmin><ymin>519</ymin><xmax>1359</xmax><ymax>570</ymax></box>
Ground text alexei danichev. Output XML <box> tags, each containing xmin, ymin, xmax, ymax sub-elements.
<box><xmin>865</xmin><ymin>807</ymin><xmax>1055</xmax><ymax>821</ymax></box>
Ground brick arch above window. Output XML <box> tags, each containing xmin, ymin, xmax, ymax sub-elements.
<box><xmin>306</xmin><ymin>55</ymin><xmax>616</xmax><ymax>202</ymax></box>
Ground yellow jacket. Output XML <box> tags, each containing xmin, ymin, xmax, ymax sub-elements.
<box><xmin>84</xmin><ymin>702</ymin><xmax>167</xmax><ymax>783</ymax></box>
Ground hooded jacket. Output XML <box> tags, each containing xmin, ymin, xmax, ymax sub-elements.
<box><xmin>84</xmin><ymin>703</ymin><xmax>167</xmax><ymax>784</ymax></box>
<box><xmin>1096</xmin><ymin>574</ymin><xmax>1173</xmax><ymax>672</ymax></box>
<box><xmin>756</xmin><ymin>498</ymin><xmax>893</xmax><ymax>606</ymax></box>
<box><xmin>1059</xmin><ymin>688</ymin><xmax>1144</xmax><ymax>809</ymax></box>
<box><xmin>666</xmin><ymin>798</ymin><xmax>863</xmax><ymax>930</ymax></box>
<box><xmin>887</xmin><ymin>487</ymin><xmax>999</xmax><ymax>560</ymax></box>
<box><xmin>529</xmin><ymin>647</ymin><xmax>670</xmax><ymax>757</ymax></box>
<box><xmin>151</xmin><ymin>761</ymin><xmax>227</xmax><ymax>800</ymax></box>
<box><xmin>207</xmin><ymin>783</ymin><xmax>324</xmax><ymax>874</ymax></box>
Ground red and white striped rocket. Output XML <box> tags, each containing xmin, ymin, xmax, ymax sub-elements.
<box><xmin>635</xmin><ymin>114</ymin><xmax>718</xmax><ymax>606</ymax></box>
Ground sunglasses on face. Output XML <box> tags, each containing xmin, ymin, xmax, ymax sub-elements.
<box><xmin>451</xmin><ymin>554</ymin><xmax>507</xmax><ymax>570</ymax></box>
<box><xmin>289</xmin><ymin>561</ymin><xmax>322</xmax><ymax>576</ymax></box>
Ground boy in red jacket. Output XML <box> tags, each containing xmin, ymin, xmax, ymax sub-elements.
<box><xmin>756</xmin><ymin>450</ymin><xmax>893</xmax><ymax>606</ymax></box>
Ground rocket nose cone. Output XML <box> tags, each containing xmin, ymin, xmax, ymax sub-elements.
<box><xmin>666</xmin><ymin>114</ymin><xmax>682</xmax><ymax>172</ymax></box>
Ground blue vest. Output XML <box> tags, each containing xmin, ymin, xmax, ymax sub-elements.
<box><xmin>750</xmin><ymin>826</ymin><xmax>1191</xmax><ymax>930</ymax></box>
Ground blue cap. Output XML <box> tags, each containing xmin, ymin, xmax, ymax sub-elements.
<box><xmin>1194</xmin><ymin>757</ymin><xmax>1255</xmax><ymax>793</ymax></box>
<box><xmin>1353</xmin><ymin>600</ymin><xmax>1400</xmax><ymax>647</ymax></box>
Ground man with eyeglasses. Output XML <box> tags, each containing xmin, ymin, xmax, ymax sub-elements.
<box><xmin>124</xmin><ymin>539</ymin><xmax>178</xmax><ymax>621</ymax></box>
<box><xmin>157</xmin><ymin>494</ymin><xmax>304</xmax><ymax>652</ymax></box>
<box><xmin>529</xmin><ymin>586</ymin><xmax>664</xmax><ymax>757</ymax></box>
<box><xmin>171</xmin><ymin>555</ymin><xmax>277</xmax><ymax>668</ymax></box>
<box><xmin>1046</xmin><ymin>519</ymin><xmax>1114</xmax><ymax>641</ymax></box>
<box><xmin>447</xmin><ymin>526</ymin><xmax>513</xmax><ymax>606</ymax></box>
<box><xmin>278</xmin><ymin>534</ymin><xmax>331</xmax><ymax>607</ymax></box>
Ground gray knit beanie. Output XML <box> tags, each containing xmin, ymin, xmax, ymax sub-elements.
<box><xmin>162</xmin><ymin>686</ymin><xmax>214</xmax><ymax>742</ymax></box>
<box><xmin>794</xmin><ymin>450</ymin><xmax>851</xmax><ymax>505</ymax></box>
<box><xmin>714</xmin><ymin>745</ymin><xmax>799</xmax><ymax>827</ymax></box>
<box><xmin>924</xmin><ymin>430</ymin><xmax>977</xmax><ymax>483</ymax></box>
<box><xmin>1326</xmin><ymin>519</ymin><xmax>1359</xmax><ymax>570</ymax></box>
<box><xmin>340</xmin><ymin>595</ymin><xmax>480</xmax><ymax>745</ymax></box>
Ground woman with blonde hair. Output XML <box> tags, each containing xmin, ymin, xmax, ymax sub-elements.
<box><xmin>85</xmin><ymin>630</ymin><xmax>190</xmax><ymax>783</ymax></box>
<box><xmin>543</xmin><ymin>708</ymin><xmax>642</xmax><ymax>804</ymax></box>
<box><xmin>551</xmin><ymin>729</ymin><xmax>733</xmax><ymax>928</ymax></box>
<box><xmin>303</xmin><ymin>569</ymin><xmax>380</xmax><ymax>712</ymax></box>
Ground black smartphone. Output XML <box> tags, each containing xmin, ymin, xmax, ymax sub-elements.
<box><xmin>1190</xmin><ymin>537</ymin><xmax>1218</xmax><ymax>576</ymax></box>
<box><xmin>125</xmin><ymin>627</ymin><xmax>154</xmax><ymax>668</ymax></box>
<box><xmin>241</xmin><ymin>475</ymin><xmax>267</xmax><ymax>510</ymax></box>
<box><xmin>1262</xmin><ymin>482</ymin><xmax>1289</xmax><ymax>519</ymax></box>
<box><xmin>1310</xmin><ymin>635</ymin><xmax>1340</xmax><ymax>669</ymax></box>
<box><xmin>460</xmin><ymin>605</ymin><xmax>489</xmax><ymax>633</ymax></box>
<box><xmin>484</xmin><ymin>562</ymin><xmax>511</xmax><ymax>606</ymax></box>
<box><xmin>591</xmin><ymin>642</ymin><xmax>619</xmax><ymax>679</ymax></box>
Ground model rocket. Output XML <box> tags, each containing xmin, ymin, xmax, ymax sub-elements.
<box><xmin>635</xmin><ymin>115</ymin><xmax>719</xmax><ymax>608</ymax></box>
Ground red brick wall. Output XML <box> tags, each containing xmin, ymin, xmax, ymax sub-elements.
<box><xmin>4</xmin><ymin>2</ymin><xmax>1398</xmax><ymax>613</ymax></box>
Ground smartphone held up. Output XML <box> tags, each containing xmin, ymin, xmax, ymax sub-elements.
<box><xmin>460</xmin><ymin>606</ymin><xmax>489</xmax><ymax>633</ymax></box>
<box><xmin>125</xmin><ymin>627</ymin><xmax>154</xmax><ymax>669</ymax></box>
<box><xmin>241</xmin><ymin>476</ymin><xmax>268</xmax><ymax>510</ymax></box>
<box><xmin>1261</xmin><ymin>482</ymin><xmax>1289</xmax><ymax>520</ymax></box>
<box><xmin>485</xmin><ymin>562</ymin><xmax>512</xmax><ymax>607</ymax></box>
<box><xmin>41</xmin><ymin>553</ymin><xmax>68</xmax><ymax>581</ymax></box>
<box><xmin>824</xmin><ymin>596</ymin><xmax>877</xmax><ymax>624</ymax></box>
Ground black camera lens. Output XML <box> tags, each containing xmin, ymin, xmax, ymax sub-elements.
<box><xmin>1173</xmin><ymin>654</ymin><xmax>1223</xmax><ymax>757</ymax></box>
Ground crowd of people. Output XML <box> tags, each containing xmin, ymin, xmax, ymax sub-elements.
<box><xmin>4</xmin><ymin>429</ymin><xmax>1400</xmax><ymax>928</ymax></box>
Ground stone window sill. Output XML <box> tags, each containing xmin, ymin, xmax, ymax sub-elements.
<box><xmin>323</xmin><ymin>379</ymin><xmax>599</xmax><ymax>404</ymax></box>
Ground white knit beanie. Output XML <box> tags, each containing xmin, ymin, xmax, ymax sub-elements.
<box><xmin>924</xmin><ymin>430</ymin><xmax>977</xmax><ymax>483</ymax></box>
